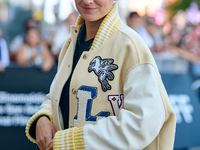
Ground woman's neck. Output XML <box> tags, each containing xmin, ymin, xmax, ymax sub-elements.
<box><xmin>84</xmin><ymin>17</ymin><xmax>105</xmax><ymax>41</ymax></box>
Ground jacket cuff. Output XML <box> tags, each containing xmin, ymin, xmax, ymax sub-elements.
<box><xmin>26</xmin><ymin>111</ymin><xmax>53</xmax><ymax>143</ymax></box>
<box><xmin>54</xmin><ymin>126</ymin><xmax>85</xmax><ymax>150</ymax></box>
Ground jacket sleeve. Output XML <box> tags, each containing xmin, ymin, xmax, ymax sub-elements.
<box><xmin>26</xmin><ymin>93</ymin><xmax>53</xmax><ymax>143</ymax></box>
<box><xmin>53</xmin><ymin>64</ymin><xmax>166</xmax><ymax>150</ymax></box>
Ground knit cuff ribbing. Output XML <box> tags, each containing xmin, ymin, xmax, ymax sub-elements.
<box><xmin>54</xmin><ymin>126</ymin><xmax>85</xmax><ymax>150</ymax></box>
<box><xmin>25</xmin><ymin>112</ymin><xmax>53</xmax><ymax>143</ymax></box>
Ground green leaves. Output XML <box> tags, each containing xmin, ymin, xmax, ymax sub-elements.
<box><xmin>165</xmin><ymin>0</ymin><xmax>200</xmax><ymax>19</ymax></box>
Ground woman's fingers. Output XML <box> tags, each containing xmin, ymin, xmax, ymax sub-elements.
<box><xmin>36</xmin><ymin>116</ymin><xmax>56</xmax><ymax>150</ymax></box>
<box><xmin>46</xmin><ymin>139</ymin><xmax>54</xmax><ymax>150</ymax></box>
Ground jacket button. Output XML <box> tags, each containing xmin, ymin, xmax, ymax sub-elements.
<box><xmin>68</xmin><ymin>64</ymin><xmax>70</xmax><ymax>67</ymax></box>
<box><xmin>75</xmin><ymin>30</ymin><xmax>77</xmax><ymax>33</ymax></box>
<box><xmin>72</xmin><ymin>88</ymin><xmax>77</xmax><ymax>94</ymax></box>
<box><xmin>83</xmin><ymin>54</ymin><xmax>88</xmax><ymax>60</ymax></box>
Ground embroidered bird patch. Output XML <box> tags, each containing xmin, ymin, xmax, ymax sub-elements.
<box><xmin>88</xmin><ymin>56</ymin><xmax>118</xmax><ymax>92</ymax></box>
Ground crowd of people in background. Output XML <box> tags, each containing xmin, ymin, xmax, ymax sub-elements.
<box><xmin>126</xmin><ymin>11</ymin><xmax>200</xmax><ymax>63</ymax></box>
<box><xmin>0</xmin><ymin>10</ymin><xmax>200</xmax><ymax>79</ymax></box>
<box><xmin>126</xmin><ymin>11</ymin><xmax>200</xmax><ymax>80</ymax></box>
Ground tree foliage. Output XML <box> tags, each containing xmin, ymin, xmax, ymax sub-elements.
<box><xmin>165</xmin><ymin>0</ymin><xmax>200</xmax><ymax>19</ymax></box>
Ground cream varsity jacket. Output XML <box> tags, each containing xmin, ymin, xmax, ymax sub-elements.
<box><xmin>26</xmin><ymin>5</ymin><xmax>176</xmax><ymax>150</ymax></box>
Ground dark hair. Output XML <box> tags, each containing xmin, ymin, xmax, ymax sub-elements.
<box><xmin>129</xmin><ymin>12</ymin><xmax>139</xmax><ymax>18</ymax></box>
<box><xmin>23</xmin><ymin>17</ymin><xmax>38</xmax><ymax>32</ymax></box>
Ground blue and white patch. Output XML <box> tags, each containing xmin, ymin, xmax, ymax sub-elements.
<box><xmin>88</xmin><ymin>56</ymin><xmax>118</xmax><ymax>92</ymax></box>
<box><xmin>73</xmin><ymin>86</ymin><xmax>110</xmax><ymax>127</ymax></box>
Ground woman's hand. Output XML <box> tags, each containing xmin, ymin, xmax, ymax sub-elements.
<box><xmin>46</xmin><ymin>139</ymin><xmax>54</xmax><ymax>150</ymax></box>
<box><xmin>36</xmin><ymin>116</ymin><xmax>56</xmax><ymax>150</ymax></box>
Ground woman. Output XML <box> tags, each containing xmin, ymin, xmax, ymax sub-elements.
<box><xmin>16</xmin><ymin>27</ymin><xmax>54</xmax><ymax>72</ymax></box>
<box><xmin>26</xmin><ymin>0</ymin><xmax>176</xmax><ymax>150</ymax></box>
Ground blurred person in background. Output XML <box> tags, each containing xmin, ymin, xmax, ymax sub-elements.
<box><xmin>170</xmin><ymin>23</ymin><xmax>200</xmax><ymax>64</ymax></box>
<box><xmin>0</xmin><ymin>28</ymin><xmax>10</xmax><ymax>72</ymax></box>
<box><xmin>16</xmin><ymin>27</ymin><xmax>54</xmax><ymax>72</ymax></box>
<box><xmin>126</xmin><ymin>12</ymin><xmax>155</xmax><ymax>52</ymax></box>
<box><xmin>145</xmin><ymin>16</ymin><xmax>163</xmax><ymax>53</ymax></box>
<box><xmin>161</xmin><ymin>22</ymin><xmax>198</xmax><ymax>63</ymax></box>
<box><xmin>9</xmin><ymin>17</ymin><xmax>40</xmax><ymax>62</ymax></box>
<box><xmin>181</xmin><ymin>24</ymin><xmax>200</xmax><ymax>57</ymax></box>
<box><xmin>181</xmin><ymin>24</ymin><xmax>200</xmax><ymax>79</ymax></box>
<box><xmin>51</xmin><ymin>11</ymin><xmax>78</xmax><ymax>61</ymax></box>
<box><xmin>162</xmin><ymin>34</ymin><xmax>172</xmax><ymax>53</ymax></box>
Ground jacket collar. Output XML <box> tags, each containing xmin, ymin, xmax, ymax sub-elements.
<box><xmin>75</xmin><ymin>4</ymin><xmax>122</xmax><ymax>51</ymax></box>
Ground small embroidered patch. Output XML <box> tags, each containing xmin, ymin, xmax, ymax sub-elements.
<box><xmin>88</xmin><ymin>56</ymin><xmax>118</xmax><ymax>92</ymax></box>
<box><xmin>107</xmin><ymin>94</ymin><xmax>124</xmax><ymax>116</ymax></box>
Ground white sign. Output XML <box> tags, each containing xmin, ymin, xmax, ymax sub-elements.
<box><xmin>169</xmin><ymin>94</ymin><xmax>194</xmax><ymax>124</ymax></box>
<box><xmin>0</xmin><ymin>91</ymin><xmax>45</xmax><ymax>127</ymax></box>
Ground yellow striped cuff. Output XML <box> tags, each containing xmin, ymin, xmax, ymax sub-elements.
<box><xmin>54</xmin><ymin>126</ymin><xmax>85</xmax><ymax>150</ymax></box>
<box><xmin>25</xmin><ymin>112</ymin><xmax>53</xmax><ymax>143</ymax></box>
